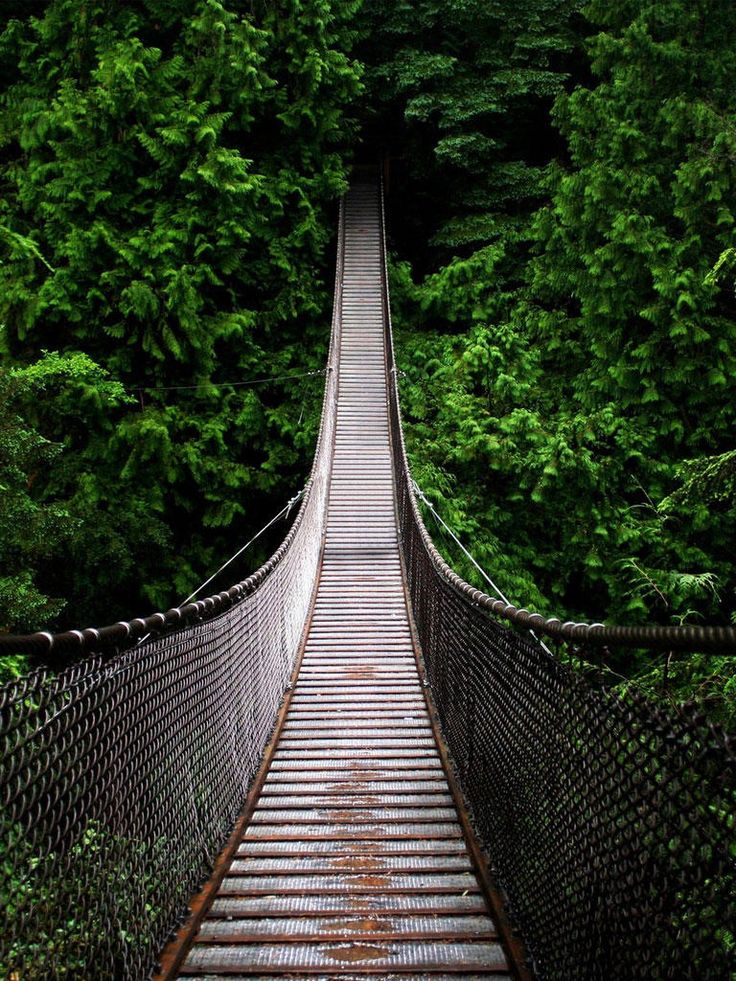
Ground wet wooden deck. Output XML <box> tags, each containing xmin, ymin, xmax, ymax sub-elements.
<box><xmin>175</xmin><ymin>184</ymin><xmax>513</xmax><ymax>980</ymax></box>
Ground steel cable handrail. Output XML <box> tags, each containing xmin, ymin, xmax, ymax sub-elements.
<box><xmin>378</xmin><ymin>191</ymin><xmax>736</xmax><ymax>653</ymax></box>
<box><xmin>0</xmin><ymin>239</ymin><xmax>342</xmax><ymax>660</ymax></box>
<box><xmin>0</xmin><ymin>202</ymin><xmax>345</xmax><ymax>980</ymax></box>
<box><xmin>378</xmin><ymin>176</ymin><xmax>736</xmax><ymax>980</ymax></box>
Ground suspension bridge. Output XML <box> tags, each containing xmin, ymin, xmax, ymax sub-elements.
<box><xmin>1</xmin><ymin>179</ymin><xmax>735</xmax><ymax>981</ymax></box>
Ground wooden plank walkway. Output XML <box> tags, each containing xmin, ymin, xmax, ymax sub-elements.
<box><xmin>177</xmin><ymin>184</ymin><xmax>512</xmax><ymax>979</ymax></box>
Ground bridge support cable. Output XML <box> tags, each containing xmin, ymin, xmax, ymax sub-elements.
<box><xmin>136</xmin><ymin>487</ymin><xmax>306</xmax><ymax>647</ymax></box>
<box><xmin>178</xmin><ymin>487</ymin><xmax>306</xmax><ymax>608</ymax></box>
<box><xmin>411</xmin><ymin>479</ymin><xmax>552</xmax><ymax>656</ymax></box>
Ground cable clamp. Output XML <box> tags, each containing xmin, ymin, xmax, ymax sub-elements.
<box><xmin>285</xmin><ymin>487</ymin><xmax>305</xmax><ymax>521</ymax></box>
<box><xmin>412</xmin><ymin>479</ymin><xmax>431</xmax><ymax>507</ymax></box>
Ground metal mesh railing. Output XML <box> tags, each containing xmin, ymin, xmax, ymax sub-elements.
<box><xmin>0</xmin><ymin>206</ymin><xmax>344</xmax><ymax>980</ymax></box>
<box><xmin>379</xmin><ymin>185</ymin><xmax>736</xmax><ymax>979</ymax></box>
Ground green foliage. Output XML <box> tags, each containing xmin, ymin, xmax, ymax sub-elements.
<box><xmin>515</xmin><ymin>0</ymin><xmax>736</xmax><ymax>621</ymax></box>
<box><xmin>611</xmin><ymin>653</ymin><xmax>736</xmax><ymax>732</ymax></box>
<box><xmin>389</xmin><ymin>0</ymin><xmax>736</xmax><ymax>643</ymax></box>
<box><xmin>0</xmin><ymin>0</ymin><xmax>362</xmax><ymax>627</ymax></box>
<box><xmin>357</xmin><ymin>0</ymin><xmax>582</xmax><ymax>260</ymax></box>
<box><xmin>0</xmin><ymin>351</ymin><xmax>131</xmax><ymax>652</ymax></box>
<box><xmin>0</xmin><ymin>820</ymin><xmax>167</xmax><ymax>977</ymax></box>
<box><xmin>357</xmin><ymin>0</ymin><xmax>595</xmax><ymax>621</ymax></box>
<box><xmin>1</xmin><ymin>0</ymin><xmax>734</xmax><ymax>724</ymax></box>
<box><xmin>0</xmin><ymin>358</ymin><xmax>70</xmax><ymax>636</ymax></box>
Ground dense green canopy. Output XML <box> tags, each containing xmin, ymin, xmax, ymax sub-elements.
<box><xmin>390</xmin><ymin>0</ymin><xmax>736</xmax><ymax>622</ymax></box>
<box><xmin>1</xmin><ymin>0</ymin><xmax>734</xmax><ymax>712</ymax></box>
<box><xmin>0</xmin><ymin>0</ymin><xmax>362</xmax><ymax>631</ymax></box>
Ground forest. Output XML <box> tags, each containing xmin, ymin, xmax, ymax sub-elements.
<box><xmin>1</xmin><ymin>0</ymin><xmax>735</xmax><ymax>716</ymax></box>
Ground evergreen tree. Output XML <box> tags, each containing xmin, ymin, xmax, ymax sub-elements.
<box><xmin>357</xmin><ymin>0</ymin><xmax>586</xmax><ymax>611</ymax></box>
<box><xmin>0</xmin><ymin>352</ymin><xmax>129</xmax><ymax>648</ymax></box>
<box><xmin>358</xmin><ymin>0</ymin><xmax>583</xmax><ymax>264</ymax></box>
<box><xmin>395</xmin><ymin>0</ymin><xmax>736</xmax><ymax>628</ymax></box>
<box><xmin>519</xmin><ymin>0</ymin><xmax>736</xmax><ymax>620</ymax></box>
<box><xmin>0</xmin><ymin>0</ymin><xmax>362</xmax><ymax>626</ymax></box>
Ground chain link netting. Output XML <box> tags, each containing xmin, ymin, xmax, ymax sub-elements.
<box><xmin>379</xmin><ymin>184</ymin><xmax>736</xmax><ymax>979</ymax></box>
<box><xmin>399</xmin><ymin>514</ymin><xmax>735</xmax><ymax>978</ymax></box>
<box><xmin>0</xmin><ymin>209</ymin><xmax>343</xmax><ymax>981</ymax></box>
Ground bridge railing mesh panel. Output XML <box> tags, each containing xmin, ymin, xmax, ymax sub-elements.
<box><xmin>380</xmin><ymin>191</ymin><xmax>736</xmax><ymax>980</ymax></box>
<box><xmin>0</xmin><ymin>210</ymin><xmax>342</xmax><ymax>980</ymax></box>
